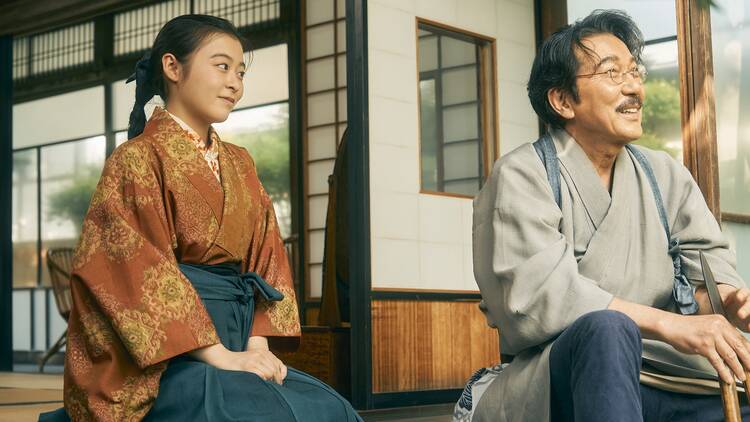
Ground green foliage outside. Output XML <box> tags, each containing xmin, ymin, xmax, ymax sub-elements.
<box><xmin>634</xmin><ymin>78</ymin><xmax>682</xmax><ymax>158</ymax></box>
<box><xmin>230</xmin><ymin>124</ymin><xmax>290</xmax><ymax>202</ymax></box>
<box><xmin>47</xmin><ymin>165</ymin><xmax>102</xmax><ymax>230</ymax></box>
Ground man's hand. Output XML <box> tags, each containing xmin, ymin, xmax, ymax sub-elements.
<box><xmin>608</xmin><ymin>296</ymin><xmax>750</xmax><ymax>385</ymax></box>
<box><xmin>659</xmin><ymin>312</ymin><xmax>750</xmax><ymax>384</ymax></box>
<box><xmin>723</xmin><ymin>288</ymin><xmax>750</xmax><ymax>332</ymax></box>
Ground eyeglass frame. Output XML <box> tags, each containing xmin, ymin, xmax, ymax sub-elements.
<box><xmin>576</xmin><ymin>63</ymin><xmax>648</xmax><ymax>84</ymax></box>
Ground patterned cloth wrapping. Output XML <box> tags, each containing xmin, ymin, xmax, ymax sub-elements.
<box><xmin>453</xmin><ymin>364</ymin><xmax>508</xmax><ymax>421</ymax></box>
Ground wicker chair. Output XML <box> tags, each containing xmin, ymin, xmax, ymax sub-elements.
<box><xmin>39</xmin><ymin>247</ymin><xmax>75</xmax><ymax>372</ymax></box>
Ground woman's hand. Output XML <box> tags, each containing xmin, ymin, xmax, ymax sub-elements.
<box><xmin>224</xmin><ymin>348</ymin><xmax>287</xmax><ymax>384</ymax></box>
<box><xmin>246</xmin><ymin>335</ymin><xmax>287</xmax><ymax>384</ymax></box>
<box><xmin>660</xmin><ymin>313</ymin><xmax>750</xmax><ymax>384</ymax></box>
<box><xmin>188</xmin><ymin>341</ymin><xmax>287</xmax><ymax>384</ymax></box>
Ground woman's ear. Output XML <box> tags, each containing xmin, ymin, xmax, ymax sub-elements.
<box><xmin>547</xmin><ymin>87</ymin><xmax>575</xmax><ymax>120</ymax></box>
<box><xmin>161</xmin><ymin>53</ymin><xmax>182</xmax><ymax>85</ymax></box>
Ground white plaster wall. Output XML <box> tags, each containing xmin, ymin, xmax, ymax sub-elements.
<box><xmin>368</xmin><ymin>0</ymin><xmax>539</xmax><ymax>291</ymax></box>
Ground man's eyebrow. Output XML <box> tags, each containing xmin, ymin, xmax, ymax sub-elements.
<box><xmin>595</xmin><ymin>55</ymin><xmax>635</xmax><ymax>69</ymax></box>
<box><xmin>210</xmin><ymin>53</ymin><xmax>246</xmax><ymax>68</ymax></box>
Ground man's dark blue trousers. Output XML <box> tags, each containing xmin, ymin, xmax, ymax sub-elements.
<box><xmin>549</xmin><ymin>310</ymin><xmax>750</xmax><ymax>422</ymax></box>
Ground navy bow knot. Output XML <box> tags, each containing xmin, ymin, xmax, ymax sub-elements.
<box><xmin>126</xmin><ymin>50</ymin><xmax>152</xmax><ymax>85</ymax></box>
<box><xmin>668</xmin><ymin>238</ymin><xmax>698</xmax><ymax>314</ymax></box>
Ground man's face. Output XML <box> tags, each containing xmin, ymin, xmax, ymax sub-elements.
<box><xmin>566</xmin><ymin>33</ymin><xmax>645</xmax><ymax>144</ymax></box>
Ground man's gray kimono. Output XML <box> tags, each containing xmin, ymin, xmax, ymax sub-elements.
<box><xmin>472</xmin><ymin>128</ymin><xmax>746</xmax><ymax>422</ymax></box>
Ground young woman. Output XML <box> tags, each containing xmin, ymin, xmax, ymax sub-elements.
<box><xmin>39</xmin><ymin>14</ymin><xmax>361</xmax><ymax>422</ymax></box>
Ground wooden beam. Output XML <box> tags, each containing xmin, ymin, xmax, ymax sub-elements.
<box><xmin>0</xmin><ymin>0</ymin><xmax>153</xmax><ymax>36</ymax></box>
<box><xmin>676</xmin><ymin>0</ymin><xmax>721</xmax><ymax>220</ymax></box>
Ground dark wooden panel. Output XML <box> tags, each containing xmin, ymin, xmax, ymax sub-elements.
<box><xmin>371</xmin><ymin>299</ymin><xmax>500</xmax><ymax>393</ymax></box>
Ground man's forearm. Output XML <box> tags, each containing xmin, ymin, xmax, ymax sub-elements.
<box><xmin>607</xmin><ymin>297</ymin><xmax>674</xmax><ymax>341</ymax></box>
<box><xmin>608</xmin><ymin>284</ymin><xmax>739</xmax><ymax>341</ymax></box>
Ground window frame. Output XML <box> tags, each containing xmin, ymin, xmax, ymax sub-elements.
<box><xmin>415</xmin><ymin>17</ymin><xmax>498</xmax><ymax>199</ymax></box>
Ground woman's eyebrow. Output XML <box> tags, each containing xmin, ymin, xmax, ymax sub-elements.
<box><xmin>210</xmin><ymin>53</ymin><xmax>246</xmax><ymax>68</ymax></box>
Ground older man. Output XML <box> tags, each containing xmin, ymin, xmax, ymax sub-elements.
<box><xmin>471</xmin><ymin>9</ymin><xmax>750</xmax><ymax>422</ymax></box>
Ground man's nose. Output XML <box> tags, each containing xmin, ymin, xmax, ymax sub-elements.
<box><xmin>621</xmin><ymin>76</ymin><xmax>643</xmax><ymax>95</ymax></box>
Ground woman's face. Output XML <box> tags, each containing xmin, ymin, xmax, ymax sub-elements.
<box><xmin>166</xmin><ymin>33</ymin><xmax>246</xmax><ymax>125</ymax></box>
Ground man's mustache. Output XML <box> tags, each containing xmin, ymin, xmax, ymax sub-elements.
<box><xmin>616</xmin><ymin>97</ymin><xmax>643</xmax><ymax>112</ymax></box>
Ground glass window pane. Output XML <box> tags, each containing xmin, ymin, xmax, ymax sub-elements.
<box><xmin>418</xmin><ymin>36</ymin><xmax>438</xmax><ymax>72</ymax></box>
<box><xmin>567</xmin><ymin>1</ymin><xmax>677</xmax><ymax>41</ymax></box>
<box><xmin>724</xmin><ymin>221</ymin><xmax>750</xmax><ymax>283</ymax></box>
<box><xmin>41</xmin><ymin>136</ymin><xmax>106</xmax><ymax>287</ymax></box>
<box><xmin>419</xmin><ymin>79</ymin><xmax>438</xmax><ymax>191</ymax></box>
<box><xmin>442</xmin><ymin>66</ymin><xmax>478</xmax><ymax>105</ymax></box>
<box><xmin>444</xmin><ymin>179</ymin><xmax>479</xmax><ymax>197</ymax></box>
<box><xmin>444</xmin><ymin>141</ymin><xmax>480</xmax><ymax>182</ymax></box>
<box><xmin>636</xmin><ymin>40</ymin><xmax>683</xmax><ymax>162</ymax></box>
<box><xmin>712</xmin><ymin>0</ymin><xmax>750</xmax><ymax>283</ymax></box>
<box><xmin>12</xmin><ymin>150</ymin><xmax>38</xmax><ymax>288</ymax></box>
<box><xmin>441</xmin><ymin>36</ymin><xmax>476</xmax><ymax>68</ymax></box>
<box><xmin>443</xmin><ymin>104</ymin><xmax>479</xmax><ymax>142</ymax></box>
<box><xmin>713</xmin><ymin>1</ymin><xmax>750</xmax><ymax>216</ymax></box>
<box><xmin>115</xmin><ymin>131</ymin><xmax>128</xmax><ymax>147</ymax></box>
<box><xmin>213</xmin><ymin>103</ymin><xmax>292</xmax><ymax>238</ymax></box>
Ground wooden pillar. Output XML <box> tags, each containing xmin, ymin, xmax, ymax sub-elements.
<box><xmin>535</xmin><ymin>0</ymin><xmax>567</xmax><ymax>48</ymax></box>
<box><xmin>0</xmin><ymin>34</ymin><xmax>13</xmax><ymax>371</ymax></box>
<box><xmin>676</xmin><ymin>0</ymin><xmax>721</xmax><ymax>220</ymax></box>
<box><xmin>346</xmin><ymin>0</ymin><xmax>373</xmax><ymax>410</ymax></box>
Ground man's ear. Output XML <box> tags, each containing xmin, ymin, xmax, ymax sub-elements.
<box><xmin>547</xmin><ymin>87</ymin><xmax>575</xmax><ymax>120</ymax></box>
<box><xmin>161</xmin><ymin>53</ymin><xmax>182</xmax><ymax>85</ymax></box>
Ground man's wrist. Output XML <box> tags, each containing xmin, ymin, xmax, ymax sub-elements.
<box><xmin>652</xmin><ymin>311</ymin><xmax>675</xmax><ymax>341</ymax></box>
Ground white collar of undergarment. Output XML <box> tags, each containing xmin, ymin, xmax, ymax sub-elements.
<box><xmin>165</xmin><ymin>109</ymin><xmax>203</xmax><ymax>141</ymax></box>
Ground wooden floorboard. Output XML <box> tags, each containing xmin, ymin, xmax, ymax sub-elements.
<box><xmin>0</xmin><ymin>403</ymin><xmax>62</xmax><ymax>422</ymax></box>
<box><xmin>0</xmin><ymin>372</ymin><xmax>64</xmax><ymax>421</ymax></box>
<box><xmin>0</xmin><ymin>373</ymin><xmax>63</xmax><ymax>390</ymax></box>
<box><xmin>0</xmin><ymin>388</ymin><xmax>62</xmax><ymax>405</ymax></box>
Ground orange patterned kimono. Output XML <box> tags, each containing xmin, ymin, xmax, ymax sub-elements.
<box><xmin>62</xmin><ymin>106</ymin><xmax>301</xmax><ymax>421</ymax></box>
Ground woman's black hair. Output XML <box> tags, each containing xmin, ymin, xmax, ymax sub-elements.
<box><xmin>527</xmin><ymin>9</ymin><xmax>644</xmax><ymax>129</ymax></box>
<box><xmin>126</xmin><ymin>14</ymin><xmax>251</xmax><ymax>139</ymax></box>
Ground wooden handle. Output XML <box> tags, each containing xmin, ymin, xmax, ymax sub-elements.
<box><xmin>744</xmin><ymin>369</ymin><xmax>750</xmax><ymax>405</ymax></box>
<box><xmin>720</xmin><ymin>380</ymin><xmax>742</xmax><ymax>422</ymax></box>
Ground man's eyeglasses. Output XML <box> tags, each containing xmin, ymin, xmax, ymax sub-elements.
<box><xmin>576</xmin><ymin>63</ymin><xmax>648</xmax><ymax>85</ymax></box>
